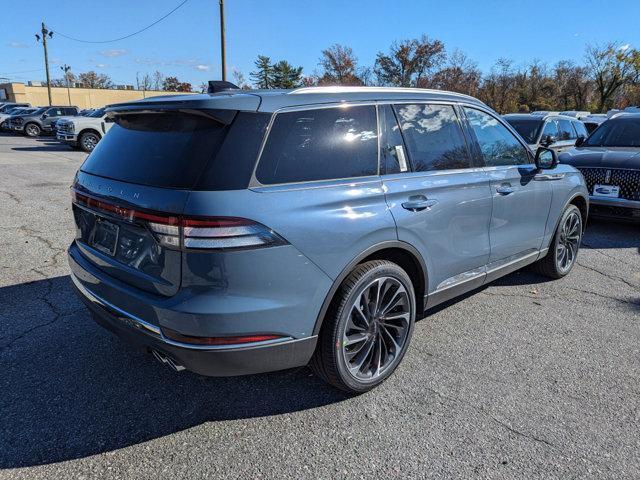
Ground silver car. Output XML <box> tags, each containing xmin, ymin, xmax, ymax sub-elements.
<box><xmin>69</xmin><ymin>87</ymin><xmax>588</xmax><ymax>393</ymax></box>
<box><xmin>504</xmin><ymin>113</ymin><xmax>589</xmax><ymax>154</ymax></box>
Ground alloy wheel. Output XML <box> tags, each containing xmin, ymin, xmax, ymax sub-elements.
<box><xmin>556</xmin><ymin>211</ymin><xmax>581</xmax><ymax>273</ymax></box>
<box><xmin>341</xmin><ymin>276</ymin><xmax>411</xmax><ymax>382</ymax></box>
<box><xmin>82</xmin><ymin>133</ymin><xmax>99</xmax><ymax>151</ymax></box>
<box><xmin>26</xmin><ymin>124</ymin><xmax>39</xmax><ymax>136</ymax></box>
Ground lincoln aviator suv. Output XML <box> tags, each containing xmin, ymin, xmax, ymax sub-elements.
<box><xmin>68</xmin><ymin>86</ymin><xmax>588</xmax><ymax>393</ymax></box>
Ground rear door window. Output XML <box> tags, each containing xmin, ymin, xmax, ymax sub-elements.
<box><xmin>81</xmin><ymin>112</ymin><xmax>232</xmax><ymax>189</ymax></box>
<box><xmin>572</xmin><ymin>121</ymin><xmax>588</xmax><ymax>138</ymax></box>
<box><xmin>394</xmin><ymin>104</ymin><xmax>471</xmax><ymax>171</ymax></box>
<box><xmin>256</xmin><ymin>105</ymin><xmax>378</xmax><ymax>184</ymax></box>
<box><xmin>47</xmin><ymin>108</ymin><xmax>64</xmax><ymax>117</ymax></box>
<box><xmin>541</xmin><ymin>120</ymin><xmax>559</xmax><ymax>141</ymax></box>
<box><xmin>558</xmin><ymin>119</ymin><xmax>577</xmax><ymax>140</ymax></box>
<box><xmin>464</xmin><ymin>107</ymin><xmax>531</xmax><ymax>166</ymax></box>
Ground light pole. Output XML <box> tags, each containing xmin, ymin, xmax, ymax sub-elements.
<box><xmin>35</xmin><ymin>22</ymin><xmax>53</xmax><ymax>106</ymax></box>
<box><xmin>219</xmin><ymin>0</ymin><xmax>226</xmax><ymax>81</ymax></box>
<box><xmin>60</xmin><ymin>64</ymin><xmax>72</xmax><ymax>106</ymax></box>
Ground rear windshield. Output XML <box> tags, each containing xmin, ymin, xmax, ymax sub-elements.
<box><xmin>504</xmin><ymin>118</ymin><xmax>542</xmax><ymax>144</ymax></box>
<box><xmin>81</xmin><ymin>112</ymin><xmax>231</xmax><ymax>189</ymax></box>
<box><xmin>584</xmin><ymin>118</ymin><xmax>640</xmax><ymax>147</ymax></box>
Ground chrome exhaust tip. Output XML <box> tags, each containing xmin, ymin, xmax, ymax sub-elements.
<box><xmin>151</xmin><ymin>349</ymin><xmax>186</xmax><ymax>372</ymax></box>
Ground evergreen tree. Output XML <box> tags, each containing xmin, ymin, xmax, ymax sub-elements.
<box><xmin>250</xmin><ymin>55</ymin><xmax>274</xmax><ymax>89</ymax></box>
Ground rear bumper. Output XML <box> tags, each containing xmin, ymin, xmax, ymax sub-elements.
<box><xmin>72</xmin><ymin>274</ymin><xmax>318</xmax><ymax>376</ymax></box>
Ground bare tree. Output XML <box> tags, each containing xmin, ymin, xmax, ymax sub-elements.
<box><xmin>586</xmin><ymin>43</ymin><xmax>640</xmax><ymax>112</ymax></box>
<box><xmin>479</xmin><ymin>58</ymin><xmax>518</xmax><ymax>114</ymax></box>
<box><xmin>136</xmin><ymin>72</ymin><xmax>152</xmax><ymax>91</ymax></box>
<box><xmin>152</xmin><ymin>71</ymin><xmax>165</xmax><ymax>91</ymax></box>
<box><xmin>374</xmin><ymin>35</ymin><xmax>445</xmax><ymax>87</ymax></box>
<box><xmin>430</xmin><ymin>49</ymin><xmax>481</xmax><ymax>96</ymax></box>
<box><xmin>79</xmin><ymin>71</ymin><xmax>113</xmax><ymax>89</ymax></box>
<box><xmin>232</xmin><ymin>68</ymin><xmax>251</xmax><ymax>89</ymax></box>
<box><xmin>317</xmin><ymin>44</ymin><xmax>364</xmax><ymax>86</ymax></box>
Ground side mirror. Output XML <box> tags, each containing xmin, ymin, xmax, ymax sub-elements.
<box><xmin>575</xmin><ymin>136</ymin><xmax>585</xmax><ymax>147</ymax></box>
<box><xmin>104</xmin><ymin>116</ymin><xmax>114</xmax><ymax>123</ymax></box>
<box><xmin>41</xmin><ymin>113</ymin><xmax>48</xmax><ymax>119</ymax></box>
<box><xmin>542</xmin><ymin>134</ymin><xmax>556</xmax><ymax>146</ymax></box>
<box><xmin>535</xmin><ymin>147</ymin><xmax>558</xmax><ymax>170</ymax></box>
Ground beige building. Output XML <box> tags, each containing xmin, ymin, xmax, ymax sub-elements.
<box><xmin>0</xmin><ymin>82</ymin><xmax>195</xmax><ymax>109</ymax></box>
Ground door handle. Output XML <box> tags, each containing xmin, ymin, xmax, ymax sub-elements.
<box><xmin>401</xmin><ymin>196</ymin><xmax>438</xmax><ymax>212</ymax></box>
<box><xmin>496</xmin><ymin>186</ymin><xmax>515</xmax><ymax>195</ymax></box>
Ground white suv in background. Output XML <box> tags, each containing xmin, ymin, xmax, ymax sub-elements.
<box><xmin>56</xmin><ymin>108</ymin><xmax>114</xmax><ymax>152</ymax></box>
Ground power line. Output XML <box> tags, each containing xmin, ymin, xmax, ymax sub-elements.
<box><xmin>0</xmin><ymin>68</ymin><xmax>45</xmax><ymax>75</ymax></box>
<box><xmin>53</xmin><ymin>0</ymin><xmax>189</xmax><ymax>44</ymax></box>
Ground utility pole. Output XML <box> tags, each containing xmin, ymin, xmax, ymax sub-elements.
<box><xmin>61</xmin><ymin>64</ymin><xmax>72</xmax><ymax>106</ymax></box>
<box><xmin>219</xmin><ymin>0</ymin><xmax>226</xmax><ymax>81</ymax></box>
<box><xmin>35</xmin><ymin>22</ymin><xmax>53</xmax><ymax>106</ymax></box>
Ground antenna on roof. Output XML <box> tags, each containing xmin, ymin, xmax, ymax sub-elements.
<box><xmin>207</xmin><ymin>80</ymin><xmax>239</xmax><ymax>94</ymax></box>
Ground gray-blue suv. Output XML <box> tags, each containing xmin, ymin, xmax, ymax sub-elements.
<box><xmin>68</xmin><ymin>87</ymin><xmax>589</xmax><ymax>393</ymax></box>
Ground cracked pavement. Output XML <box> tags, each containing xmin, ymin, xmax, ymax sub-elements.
<box><xmin>0</xmin><ymin>133</ymin><xmax>639</xmax><ymax>479</ymax></box>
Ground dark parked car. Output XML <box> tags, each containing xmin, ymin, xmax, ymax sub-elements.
<box><xmin>560</xmin><ymin>113</ymin><xmax>640</xmax><ymax>221</ymax></box>
<box><xmin>504</xmin><ymin>113</ymin><xmax>589</xmax><ymax>154</ymax></box>
<box><xmin>14</xmin><ymin>105</ymin><xmax>79</xmax><ymax>136</ymax></box>
<box><xmin>0</xmin><ymin>107</ymin><xmax>35</xmax><ymax>130</ymax></box>
<box><xmin>69</xmin><ymin>86</ymin><xmax>588</xmax><ymax>393</ymax></box>
<box><xmin>6</xmin><ymin>107</ymin><xmax>47</xmax><ymax>132</ymax></box>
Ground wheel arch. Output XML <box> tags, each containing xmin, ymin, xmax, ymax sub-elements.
<box><xmin>312</xmin><ymin>241</ymin><xmax>428</xmax><ymax>336</ymax></box>
<box><xmin>79</xmin><ymin>128</ymin><xmax>102</xmax><ymax>139</ymax></box>
<box><xmin>568</xmin><ymin>193</ymin><xmax>588</xmax><ymax>231</ymax></box>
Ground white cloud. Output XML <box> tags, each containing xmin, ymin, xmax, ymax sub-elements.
<box><xmin>8</xmin><ymin>41</ymin><xmax>28</xmax><ymax>48</ymax></box>
<box><xmin>100</xmin><ymin>49</ymin><xmax>128</xmax><ymax>58</ymax></box>
<box><xmin>619</xmin><ymin>44</ymin><xmax>631</xmax><ymax>51</ymax></box>
<box><xmin>195</xmin><ymin>64</ymin><xmax>210</xmax><ymax>71</ymax></box>
<box><xmin>96</xmin><ymin>63</ymin><xmax>107</xmax><ymax>68</ymax></box>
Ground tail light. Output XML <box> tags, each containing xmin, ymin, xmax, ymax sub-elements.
<box><xmin>71</xmin><ymin>189</ymin><xmax>287</xmax><ymax>251</ymax></box>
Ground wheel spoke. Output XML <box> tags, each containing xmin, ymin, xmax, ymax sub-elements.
<box><xmin>341</xmin><ymin>275</ymin><xmax>412</xmax><ymax>381</ymax></box>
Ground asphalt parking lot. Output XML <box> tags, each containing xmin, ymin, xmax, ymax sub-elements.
<box><xmin>0</xmin><ymin>132</ymin><xmax>638</xmax><ymax>480</ymax></box>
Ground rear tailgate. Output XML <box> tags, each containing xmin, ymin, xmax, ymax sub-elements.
<box><xmin>71</xmin><ymin>96</ymin><xmax>261</xmax><ymax>297</ymax></box>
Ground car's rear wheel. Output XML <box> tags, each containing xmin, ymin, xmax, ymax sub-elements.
<box><xmin>311</xmin><ymin>260</ymin><xmax>416</xmax><ymax>393</ymax></box>
<box><xmin>25</xmin><ymin>123</ymin><xmax>41</xmax><ymax>137</ymax></box>
<box><xmin>79</xmin><ymin>131</ymin><xmax>100</xmax><ymax>152</ymax></box>
<box><xmin>533</xmin><ymin>204</ymin><xmax>583</xmax><ymax>279</ymax></box>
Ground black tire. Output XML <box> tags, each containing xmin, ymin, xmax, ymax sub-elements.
<box><xmin>532</xmin><ymin>204</ymin><xmax>583</xmax><ymax>279</ymax></box>
<box><xmin>24</xmin><ymin>123</ymin><xmax>41</xmax><ymax>137</ymax></box>
<box><xmin>311</xmin><ymin>260</ymin><xmax>416</xmax><ymax>394</ymax></box>
<box><xmin>79</xmin><ymin>131</ymin><xmax>100</xmax><ymax>152</ymax></box>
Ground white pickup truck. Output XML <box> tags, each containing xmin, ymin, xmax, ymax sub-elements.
<box><xmin>56</xmin><ymin>108</ymin><xmax>114</xmax><ymax>152</ymax></box>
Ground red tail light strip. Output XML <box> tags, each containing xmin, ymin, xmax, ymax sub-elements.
<box><xmin>162</xmin><ymin>327</ymin><xmax>284</xmax><ymax>346</ymax></box>
<box><xmin>72</xmin><ymin>189</ymin><xmax>180</xmax><ymax>225</ymax></box>
<box><xmin>71</xmin><ymin>188</ymin><xmax>287</xmax><ymax>250</ymax></box>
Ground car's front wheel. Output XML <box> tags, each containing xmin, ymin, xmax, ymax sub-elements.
<box><xmin>79</xmin><ymin>131</ymin><xmax>100</xmax><ymax>152</ymax></box>
<box><xmin>533</xmin><ymin>204</ymin><xmax>583</xmax><ymax>279</ymax></box>
<box><xmin>24</xmin><ymin>123</ymin><xmax>41</xmax><ymax>137</ymax></box>
<box><xmin>311</xmin><ymin>260</ymin><xmax>416</xmax><ymax>393</ymax></box>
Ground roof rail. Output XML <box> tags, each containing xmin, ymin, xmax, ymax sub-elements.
<box><xmin>288</xmin><ymin>86</ymin><xmax>476</xmax><ymax>100</ymax></box>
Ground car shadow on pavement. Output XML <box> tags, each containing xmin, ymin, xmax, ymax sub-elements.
<box><xmin>0</xmin><ymin>275</ymin><xmax>349</xmax><ymax>469</ymax></box>
<box><xmin>582</xmin><ymin>218</ymin><xmax>640</xmax><ymax>251</ymax></box>
<box><xmin>11</xmin><ymin>144</ymin><xmax>74</xmax><ymax>152</ymax></box>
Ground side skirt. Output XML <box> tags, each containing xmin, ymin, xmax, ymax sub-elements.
<box><xmin>424</xmin><ymin>249</ymin><xmax>542</xmax><ymax>310</ymax></box>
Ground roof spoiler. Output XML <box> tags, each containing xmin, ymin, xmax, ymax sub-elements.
<box><xmin>208</xmin><ymin>80</ymin><xmax>239</xmax><ymax>94</ymax></box>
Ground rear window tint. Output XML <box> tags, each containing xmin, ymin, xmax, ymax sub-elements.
<box><xmin>196</xmin><ymin>112</ymin><xmax>270</xmax><ymax>190</ymax></box>
<box><xmin>81</xmin><ymin>112</ymin><xmax>231</xmax><ymax>189</ymax></box>
<box><xmin>256</xmin><ymin>105</ymin><xmax>378</xmax><ymax>184</ymax></box>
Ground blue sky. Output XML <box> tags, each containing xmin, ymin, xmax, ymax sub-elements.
<box><xmin>2</xmin><ymin>0</ymin><xmax>639</xmax><ymax>88</ymax></box>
